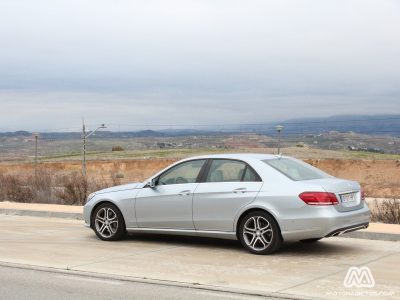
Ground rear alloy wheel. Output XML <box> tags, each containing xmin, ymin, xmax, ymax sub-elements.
<box><xmin>93</xmin><ymin>203</ymin><xmax>126</xmax><ymax>241</ymax></box>
<box><xmin>239</xmin><ymin>211</ymin><xmax>282</xmax><ymax>255</ymax></box>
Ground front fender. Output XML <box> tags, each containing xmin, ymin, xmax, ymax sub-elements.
<box><xmin>84</xmin><ymin>189</ymin><xmax>138</xmax><ymax>228</ymax></box>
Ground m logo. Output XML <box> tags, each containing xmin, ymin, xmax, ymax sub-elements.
<box><xmin>344</xmin><ymin>266</ymin><xmax>375</xmax><ymax>288</ymax></box>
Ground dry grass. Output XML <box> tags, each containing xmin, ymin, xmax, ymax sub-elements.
<box><xmin>0</xmin><ymin>169</ymin><xmax>120</xmax><ymax>205</ymax></box>
<box><xmin>0</xmin><ymin>173</ymin><xmax>35</xmax><ymax>203</ymax></box>
<box><xmin>371</xmin><ymin>199</ymin><xmax>400</xmax><ymax>224</ymax></box>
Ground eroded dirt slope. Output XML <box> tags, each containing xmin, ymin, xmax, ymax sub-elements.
<box><xmin>306</xmin><ymin>159</ymin><xmax>400</xmax><ymax>198</ymax></box>
<box><xmin>1</xmin><ymin>158</ymin><xmax>399</xmax><ymax>198</ymax></box>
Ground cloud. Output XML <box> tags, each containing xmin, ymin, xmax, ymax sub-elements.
<box><xmin>0</xmin><ymin>0</ymin><xmax>399</xmax><ymax>130</ymax></box>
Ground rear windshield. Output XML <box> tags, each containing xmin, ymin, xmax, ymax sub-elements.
<box><xmin>263</xmin><ymin>158</ymin><xmax>330</xmax><ymax>181</ymax></box>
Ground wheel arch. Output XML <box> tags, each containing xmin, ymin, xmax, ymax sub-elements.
<box><xmin>235</xmin><ymin>207</ymin><xmax>282</xmax><ymax>240</ymax></box>
<box><xmin>90</xmin><ymin>200</ymin><xmax>126</xmax><ymax>229</ymax></box>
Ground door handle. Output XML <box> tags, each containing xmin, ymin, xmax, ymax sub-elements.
<box><xmin>233</xmin><ymin>188</ymin><xmax>247</xmax><ymax>193</ymax></box>
<box><xmin>178</xmin><ymin>190</ymin><xmax>191</xmax><ymax>196</ymax></box>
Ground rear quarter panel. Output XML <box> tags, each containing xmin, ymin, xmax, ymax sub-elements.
<box><xmin>233</xmin><ymin>159</ymin><xmax>327</xmax><ymax>234</ymax></box>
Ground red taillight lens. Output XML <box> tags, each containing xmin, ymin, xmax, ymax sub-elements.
<box><xmin>299</xmin><ymin>192</ymin><xmax>339</xmax><ymax>205</ymax></box>
<box><xmin>361</xmin><ymin>189</ymin><xmax>365</xmax><ymax>201</ymax></box>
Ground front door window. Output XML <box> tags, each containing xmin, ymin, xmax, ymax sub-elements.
<box><xmin>158</xmin><ymin>159</ymin><xmax>206</xmax><ymax>185</ymax></box>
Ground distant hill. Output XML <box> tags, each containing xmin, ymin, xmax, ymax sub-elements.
<box><xmin>0</xmin><ymin>130</ymin><xmax>31</xmax><ymax>137</ymax></box>
<box><xmin>243</xmin><ymin>114</ymin><xmax>400</xmax><ymax>137</ymax></box>
<box><xmin>1</xmin><ymin>114</ymin><xmax>399</xmax><ymax>138</ymax></box>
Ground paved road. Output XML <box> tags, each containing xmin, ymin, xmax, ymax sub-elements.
<box><xmin>0</xmin><ymin>215</ymin><xmax>399</xmax><ymax>299</ymax></box>
<box><xmin>0</xmin><ymin>265</ymin><xmax>268</xmax><ymax>300</ymax></box>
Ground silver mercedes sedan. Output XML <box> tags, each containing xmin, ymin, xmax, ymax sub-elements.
<box><xmin>84</xmin><ymin>154</ymin><xmax>370</xmax><ymax>254</ymax></box>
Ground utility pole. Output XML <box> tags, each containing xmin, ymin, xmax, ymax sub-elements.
<box><xmin>33</xmin><ymin>133</ymin><xmax>39</xmax><ymax>177</ymax></box>
<box><xmin>81</xmin><ymin>121</ymin><xmax>106</xmax><ymax>178</ymax></box>
<box><xmin>275</xmin><ymin>125</ymin><xmax>284</xmax><ymax>154</ymax></box>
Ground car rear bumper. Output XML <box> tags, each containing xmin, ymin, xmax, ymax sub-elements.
<box><xmin>325</xmin><ymin>222</ymin><xmax>369</xmax><ymax>237</ymax></box>
<box><xmin>280</xmin><ymin>202</ymin><xmax>371</xmax><ymax>241</ymax></box>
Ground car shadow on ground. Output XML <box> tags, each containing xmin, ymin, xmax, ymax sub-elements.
<box><xmin>280</xmin><ymin>239</ymin><xmax>357</xmax><ymax>256</ymax></box>
<box><xmin>118</xmin><ymin>233</ymin><xmax>357</xmax><ymax>256</ymax></box>
<box><xmin>125</xmin><ymin>232</ymin><xmax>243</xmax><ymax>251</ymax></box>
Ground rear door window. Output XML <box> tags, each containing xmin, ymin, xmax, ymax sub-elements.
<box><xmin>206</xmin><ymin>159</ymin><xmax>260</xmax><ymax>182</ymax></box>
<box><xmin>242</xmin><ymin>167</ymin><xmax>259</xmax><ymax>182</ymax></box>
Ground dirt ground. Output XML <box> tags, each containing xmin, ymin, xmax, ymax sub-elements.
<box><xmin>306</xmin><ymin>159</ymin><xmax>400</xmax><ymax>198</ymax></box>
<box><xmin>1</xmin><ymin>158</ymin><xmax>399</xmax><ymax>198</ymax></box>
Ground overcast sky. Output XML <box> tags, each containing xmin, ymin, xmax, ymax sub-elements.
<box><xmin>0</xmin><ymin>0</ymin><xmax>399</xmax><ymax>131</ymax></box>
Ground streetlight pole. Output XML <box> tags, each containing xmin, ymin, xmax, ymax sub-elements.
<box><xmin>275</xmin><ymin>125</ymin><xmax>284</xmax><ymax>154</ymax></box>
<box><xmin>82</xmin><ymin>120</ymin><xmax>86</xmax><ymax>177</ymax></box>
<box><xmin>82</xmin><ymin>121</ymin><xmax>106</xmax><ymax>177</ymax></box>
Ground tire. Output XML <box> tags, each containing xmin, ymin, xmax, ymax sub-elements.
<box><xmin>300</xmin><ymin>238</ymin><xmax>322</xmax><ymax>243</ymax></box>
<box><xmin>92</xmin><ymin>203</ymin><xmax>126</xmax><ymax>241</ymax></box>
<box><xmin>238</xmin><ymin>211</ymin><xmax>282</xmax><ymax>255</ymax></box>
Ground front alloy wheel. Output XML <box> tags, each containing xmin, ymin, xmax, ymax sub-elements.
<box><xmin>239</xmin><ymin>211</ymin><xmax>282</xmax><ymax>254</ymax></box>
<box><xmin>92</xmin><ymin>203</ymin><xmax>125</xmax><ymax>241</ymax></box>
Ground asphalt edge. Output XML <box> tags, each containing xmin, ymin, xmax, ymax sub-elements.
<box><xmin>0</xmin><ymin>261</ymin><xmax>309</xmax><ymax>300</ymax></box>
<box><xmin>340</xmin><ymin>231</ymin><xmax>400</xmax><ymax>242</ymax></box>
<box><xmin>0</xmin><ymin>209</ymin><xmax>83</xmax><ymax>220</ymax></box>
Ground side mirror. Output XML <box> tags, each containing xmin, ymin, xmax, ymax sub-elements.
<box><xmin>147</xmin><ymin>178</ymin><xmax>157</xmax><ymax>188</ymax></box>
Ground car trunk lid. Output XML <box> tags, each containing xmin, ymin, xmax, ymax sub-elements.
<box><xmin>304</xmin><ymin>178</ymin><xmax>363</xmax><ymax>212</ymax></box>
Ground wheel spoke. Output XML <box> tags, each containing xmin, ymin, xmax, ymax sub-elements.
<box><xmin>97</xmin><ymin>208</ymin><xmax>106</xmax><ymax>220</ymax></box>
<box><xmin>99</xmin><ymin>223</ymin><xmax>107</xmax><ymax>233</ymax></box>
<box><xmin>250</xmin><ymin>235</ymin><xmax>257</xmax><ymax>247</ymax></box>
<box><xmin>244</xmin><ymin>225</ymin><xmax>256</xmax><ymax>232</ymax></box>
<box><xmin>261</xmin><ymin>228</ymin><xmax>272</xmax><ymax>235</ymax></box>
<box><xmin>244</xmin><ymin>229</ymin><xmax>256</xmax><ymax>236</ymax></box>
<box><xmin>96</xmin><ymin>219</ymin><xmax>105</xmax><ymax>225</ymax></box>
<box><xmin>97</xmin><ymin>215</ymin><xmax>105</xmax><ymax>221</ymax></box>
<box><xmin>259</xmin><ymin>222</ymin><xmax>270</xmax><ymax>231</ymax></box>
<box><xmin>260</xmin><ymin>232</ymin><xmax>272</xmax><ymax>245</ymax></box>
<box><xmin>244</xmin><ymin>217</ymin><xmax>257</xmax><ymax>231</ymax></box>
<box><xmin>109</xmin><ymin>224</ymin><xmax>117</xmax><ymax>234</ymax></box>
<box><xmin>256</xmin><ymin>217</ymin><xmax>262</xmax><ymax>230</ymax></box>
<box><xmin>257</xmin><ymin>237</ymin><xmax>266</xmax><ymax>247</ymax></box>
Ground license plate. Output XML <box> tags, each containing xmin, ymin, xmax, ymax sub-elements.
<box><xmin>340</xmin><ymin>192</ymin><xmax>357</xmax><ymax>203</ymax></box>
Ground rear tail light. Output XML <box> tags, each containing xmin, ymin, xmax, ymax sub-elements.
<box><xmin>361</xmin><ymin>188</ymin><xmax>365</xmax><ymax>201</ymax></box>
<box><xmin>299</xmin><ymin>192</ymin><xmax>339</xmax><ymax>206</ymax></box>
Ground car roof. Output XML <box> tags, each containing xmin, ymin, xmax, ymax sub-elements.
<box><xmin>185</xmin><ymin>153</ymin><xmax>283</xmax><ymax>161</ymax></box>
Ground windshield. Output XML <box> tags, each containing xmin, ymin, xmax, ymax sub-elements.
<box><xmin>263</xmin><ymin>158</ymin><xmax>331</xmax><ymax>181</ymax></box>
